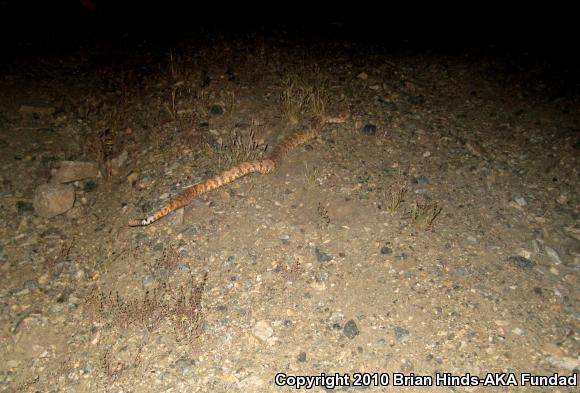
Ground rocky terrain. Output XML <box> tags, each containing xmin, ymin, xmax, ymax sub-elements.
<box><xmin>0</xmin><ymin>27</ymin><xmax>578</xmax><ymax>392</ymax></box>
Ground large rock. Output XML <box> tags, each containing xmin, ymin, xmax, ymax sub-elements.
<box><xmin>33</xmin><ymin>183</ymin><xmax>75</xmax><ymax>218</ymax></box>
<box><xmin>52</xmin><ymin>161</ymin><xmax>99</xmax><ymax>183</ymax></box>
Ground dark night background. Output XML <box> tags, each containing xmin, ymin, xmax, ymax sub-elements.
<box><xmin>2</xmin><ymin>1</ymin><xmax>578</xmax><ymax>97</ymax></box>
<box><xmin>1</xmin><ymin>1</ymin><xmax>578</xmax><ymax>55</ymax></box>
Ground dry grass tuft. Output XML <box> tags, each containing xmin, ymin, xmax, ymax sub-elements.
<box><xmin>281</xmin><ymin>76</ymin><xmax>329</xmax><ymax>123</ymax></box>
<box><xmin>214</xmin><ymin>124</ymin><xmax>267</xmax><ymax>170</ymax></box>
<box><xmin>383</xmin><ymin>171</ymin><xmax>408</xmax><ymax>213</ymax></box>
<box><xmin>411</xmin><ymin>201</ymin><xmax>442</xmax><ymax>231</ymax></box>
<box><xmin>90</xmin><ymin>272</ymin><xmax>207</xmax><ymax>343</ymax></box>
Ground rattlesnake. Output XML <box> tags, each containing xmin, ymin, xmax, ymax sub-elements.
<box><xmin>129</xmin><ymin>114</ymin><xmax>348</xmax><ymax>227</ymax></box>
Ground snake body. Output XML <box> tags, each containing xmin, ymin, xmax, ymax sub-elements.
<box><xmin>129</xmin><ymin>114</ymin><xmax>347</xmax><ymax>226</ymax></box>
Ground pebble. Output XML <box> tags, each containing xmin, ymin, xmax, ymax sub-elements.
<box><xmin>507</xmin><ymin>255</ymin><xmax>535</xmax><ymax>270</ymax></box>
<box><xmin>545</xmin><ymin>246</ymin><xmax>562</xmax><ymax>265</ymax></box>
<box><xmin>33</xmin><ymin>183</ymin><xmax>75</xmax><ymax>218</ymax></box>
<box><xmin>546</xmin><ymin>355</ymin><xmax>580</xmax><ymax>371</ymax></box>
<box><xmin>556</xmin><ymin>194</ymin><xmax>569</xmax><ymax>204</ymax></box>
<box><xmin>512</xmin><ymin>327</ymin><xmax>524</xmax><ymax>336</ymax></box>
<box><xmin>297</xmin><ymin>351</ymin><xmax>307</xmax><ymax>362</ymax></box>
<box><xmin>315</xmin><ymin>248</ymin><xmax>333</xmax><ymax>262</ymax></box>
<box><xmin>394</xmin><ymin>326</ymin><xmax>410</xmax><ymax>342</ymax></box>
<box><xmin>343</xmin><ymin>319</ymin><xmax>359</xmax><ymax>339</ymax></box>
<box><xmin>400</xmin><ymin>358</ymin><xmax>414</xmax><ymax>372</ymax></box>
<box><xmin>237</xmin><ymin>375</ymin><xmax>264</xmax><ymax>389</ymax></box>
<box><xmin>467</xmin><ymin>235</ymin><xmax>478</xmax><ymax>244</ymax></box>
<box><xmin>252</xmin><ymin>320</ymin><xmax>273</xmax><ymax>341</ymax></box>
<box><xmin>23</xmin><ymin>279</ymin><xmax>39</xmax><ymax>291</ymax></box>
<box><xmin>127</xmin><ymin>172</ymin><xmax>139</xmax><ymax>187</ymax></box>
<box><xmin>514</xmin><ymin>196</ymin><xmax>527</xmax><ymax>207</ymax></box>
<box><xmin>174</xmin><ymin>357</ymin><xmax>195</xmax><ymax>377</ymax></box>
<box><xmin>380</xmin><ymin>245</ymin><xmax>393</xmax><ymax>256</ymax></box>
<box><xmin>16</xmin><ymin>201</ymin><xmax>34</xmax><ymax>214</ymax></box>
<box><xmin>110</xmin><ymin>150</ymin><xmax>128</xmax><ymax>174</ymax></box>
<box><xmin>177</xmin><ymin>263</ymin><xmax>190</xmax><ymax>272</ymax></box>
<box><xmin>209</xmin><ymin>104</ymin><xmax>224</xmax><ymax>115</ymax></box>
<box><xmin>142</xmin><ymin>275</ymin><xmax>155</xmax><ymax>288</ymax></box>
<box><xmin>356</xmin><ymin>72</ymin><xmax>368</xmax><ymax>80</ymax></box>
<box><xmin>83</xmin><ymin>180</ymin><xmax>97</xmax><ymax>192</ymax></box>
<box><xmin>361</xmin><ymin>124</ymin><xmax>377</xmax><ymax>135</ymax></box>
<box><xmin>6</xmin><ymin>359</ymin><xmax>19</xmax><ymax>369</ymax></box>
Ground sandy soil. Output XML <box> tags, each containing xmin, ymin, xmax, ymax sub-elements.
<box><xmin>0</xmin><ymin>30</ymin><xmax>578</xmax><ymax>392</ymax></box>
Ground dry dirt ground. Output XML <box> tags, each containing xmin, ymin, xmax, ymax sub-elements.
<box><xmin>0</xmin><ymin>32</ymin><xmax>578</xmax><ymax>392</ymax></box>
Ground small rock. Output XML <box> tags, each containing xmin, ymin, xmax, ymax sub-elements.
<box><xmin>357</xmin><ymin>72</ymin><xmax>368</xmax><ymax>80</ymax></box>
<box><xmin>33</xmin><ymin>183</ymin><xmax>75</xmax><ymax>218</ymax></box>
<box><xmin>563</xmin><ymin>226</ymin><xmax>580</xmax><ymax>242</ymax></box>
<box><xmin>361</xmin><ymin>124</ymin><xmax>377</xmax><ymax>135</ymax></box>
<box><xmin>512</xmin><ymin>327</ymin><xmax>524</xmax><ymax>336</ymax></box>
<box><xmin>380</xmin><ymin>245</ymin><xmax>393</xmax><ymax>256</ymax></box>
<box><xmin>252</xmin><ymin>320</ymin><xmax>273</xmax><ymax>341</ymax></box>
<box><xmin>237</xmin><ymin>375</ymin><xmax>264</xmax><ymax>389</ymax></box>
<box><xmin>142</xmin><ymin>275</ymin><xmax>155</xmax><ymax>288</ymax></box>
<box><xmin>6</xmin><ymin>359</ymin><xmax>19</xmax><ymax>369</ymax></box>
<box><xmin>52</xmin><ymin>161</ymin><xmax>99</xmax><ymax>183</ymax></box>
<box><xmin>517</xmin><ymin>248</ymin><xmax>532</xmax><ymax>259</ymax></box>
<box><xmin>16</xmin><ymin>201</ymin><xmax>34</xmax><ymax>214</ymax></box>
<box><xmin>127</xmin><ymin>172</ymin><xmax>139</xmax><ymax>187</ymax></box>
<box><xmin>507</xmin><ymin>255</ymin><xmax>535</xmax><ymax>270</ymax></box>
<box><xmin>169</xmin><ymin>207</ymin><xmax>184</xmax><ymax>226</ymax></box>
<box><xmin>394</xmin><ymin>326</ymin><xmax>410</xmax><ymax>342</ymax></box>
<box><xmin>297</xmin><ymin>351</ymin><xmax>307</xmax><ymax>362</ymax></box>
<box><xmin>400</xmin><ymin>358</ymin><xmax>414</xmax><ymax>372</ymax></box>
<box><xmin>531</xmin><ymin>239</ymin><xmax>543</xmax><ymax>254</ymax></box>
<box><xmin>545</xmin><ymin>246</ymin><xmax>562</xmax><ymax>265</ymax></box>
<box><xmin>546</xmin><ymin>355</ymin><xmax>580</xmax><ymax>371</ymax></box>
<box><xmin>467</xmin><ymin>235</ymin><xmax>478</xmax><ymax>244</ymax></box>
<box><xmin>209</xmin><ymin>104</ymin><xmax>224</xmax><ymax>115</ymax></box>
<box><xmin>38</xmin><ymin>273</ymin><xmax>50</xmax><ymax>286</ymax></box>
<box><xmin>174</xmin><ymin>357</ymin><xmax>195</xmax><ymax>377</ymax></box>
<box><xmin>514</xmin><ymin>196</ymin><xmax>527</xmax><ymax>207</ymax></box>
<box><xmin>465</xmin><ymin>140</ymin><xmax>490</xmax><ymax>160</ymax></box>
<box><xmin>315</xmin><ymin>248</ymin><xmax>332</xmax><ymax>262</ymax></box>
<box><xmin>110</xmin><ymin>150</ymin><xmax>128</xmax><ymax>174</ymax></box>
<box><xmin>75</xmin><ymin>269</ymin><xmax>86</xmax><ymax>281</ymax></box>
<box><xmin>556</xmin><ymin>194</ymin><xmax>569</xmax><ymax>205</ymax></box>
<box><xmin>83</xmin><ymin>180</ymin><xmax>97</xmax><ymax>192</ymax></box>
<box><xmin>177</xmin><ymin>263</ymin><xmax>190</xmax><ymax>272</ymax></box>
<box><xmin>343</xmin><ymin>319</ymin><xmax>359</xmax><ymax>339</ymax></box>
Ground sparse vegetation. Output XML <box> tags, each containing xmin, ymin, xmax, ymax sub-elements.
<box><xmin>214</xmin><ymin>124</ymin><xmax>267</xmax><ymax>170</ymax></box>
<box><xmin>90</xmin><ymin>272</ymin><xmax>207</xmax><ymax>343</ymax></box>
<box><xmin>302</xmin><ymin>162</ymin><xmax>323</xmax><ymax>188</ymax></box>
<box><xmin>383</xmin><ymin>171</ymin><xmax>408</xmax><ymax>212</ymax></box>
<box><xmin>411</xmin><ymin>200</ymin><xmax>442</xmax><ymax>231</ymax></box>
<box><xmin>281</xmin><ymin>76</ymin><xmax>329</xmax><ymax>123</ymax></box>
<box><xmin>144</xmin><ymin>243</ymin><xmax>180</xmax><ymax>282</ymax></box>
<box><xmin>281</xmin><ymin>79</ymin><xmax>307</xmax><ymax>124</ymax></box>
